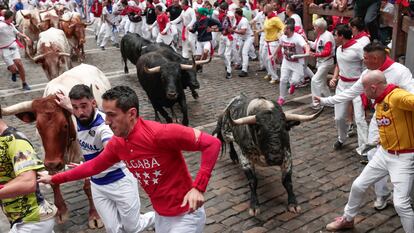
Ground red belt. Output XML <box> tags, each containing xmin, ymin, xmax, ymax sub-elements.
<box><xmin>387</xmin><ymin>149</ymin><xmax>414</xmax><ymax>155</ymax></box>
<box><xmin>339</xmin><ymin>75</ymin><xmax>359</xmax><ymax>82</ymax></box>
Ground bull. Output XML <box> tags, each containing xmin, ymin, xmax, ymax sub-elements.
<box><xmin>16</xmin><ymin>9</ymin><xmax>54</xmax><ymax>57</ymax></box>
<box><xmin>121</xmin><ymin>34</ymin><xmax>201</xmax><ymax>99</ymax></box>
<box><xmin>137</xmin><ymin>52</ymin><xmax>209</xmax><ymax>125</ymax></box>
<box><xmin>120</xmin><ymin>32</ymin><xmax>152</xmax><ymax>74</ymax></box>
<box><xmin>59</xmin><ymin>12</ymin><xmax>94</xmax><ymax>61</ymax></box>
<box><xmin>31</xmin><ymin>27</ymin><xmax>72</xmax><ymax>80</ymax></box>
<box><xmin>213</xmin><ymin>94</ymin><xmax>323</xmax><ymax>216</ymax></box>
<box><xmin>0</xmin><ymin>64</ymin><xmax>110</xmax><ymax>229</ymax></box>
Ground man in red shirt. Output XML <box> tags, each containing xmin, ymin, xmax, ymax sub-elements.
<box><xmin>150</xmin><ymin>5</ymin><xmax>176</xmax><ymax>47</ymax></box>
<box><xmin>91</xmin><ymin>0</ymin><xmax>103</xmax><ymax>40</ymax></box>
<box><xmin>38</xmin><ymin>86</ymin><xmax>221</xmax><ymax>233</ymax></box>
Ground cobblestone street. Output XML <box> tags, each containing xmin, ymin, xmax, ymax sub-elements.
<box><xmin>0</xmin><ymin>27</ymin><xmax>405</xmax><ymax>233</ymax></box>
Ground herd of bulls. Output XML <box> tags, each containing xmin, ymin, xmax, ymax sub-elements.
<box><xmin>16</xmin><ymin>6</ymin><xmax>91</xmax><ymax>80</ymax></box>
<box><xmin>0</xmin><ymin>20</ymin><xmax>326</xmax><ymax>229</ymax></box>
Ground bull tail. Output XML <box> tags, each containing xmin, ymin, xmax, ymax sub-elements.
<box><xmin>120</xmin><ymin>40</ymin><xmax>129</xmax><ymax>74</ymax></box>
<box><xmin>212</xmin><ymin>115</ymin><xmax>226</xmax><ymax>158</ymax></box>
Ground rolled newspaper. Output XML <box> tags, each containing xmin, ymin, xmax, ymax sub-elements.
<box><xmin>291</xmin><ymin>54</ymin><xmax>310</xmax><ymax>59</ymax></box>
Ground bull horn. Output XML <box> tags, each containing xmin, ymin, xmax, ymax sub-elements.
<box><xmin>31</xmin><ymin>53</ymin><xmax>46</xmax><ymax>62</ymax></box>
<box><xmin>58</xmin><ymin>52</ymin><xmax>71</xmax><ymax>57</ymax></box>
<box><xmin>1</xmin><ymin>101</ymin><xmax>33</xmax><ymax>116</ymax></box>
<box><xmin>284</xmin><ymin>107</ymin><xmax>324</xmax><ymax>122</ymax></box>
<box><xmin>20</xmin><ymin>10</ymin><xmax>30</xmax><ymax>18</ymax></box>
<box><xmin>180</xmin><ymin>64</ymin><xmax>193</xmax><ymax>70</ymax></box>
<box><xmin>195</xmin><ymin>56</ymin><xmax>212</xmax><ymax>66</ymax></box>
<box><xmin>143</xmin><ymin>66</ymin><xmax>161</xmax><ymax>74</ymax></box>
<box><xmin>228</xmin><ymin>110</ymin><xmax>256</xmax><ymax>125</ymax></box>
<box><xmin>83</xmin><ymin>19</ymin><xmax>95</xmax><ymax>26</ymax></box>
<box><xmin>68</xmin><ymin>23</ymin><xmax>76</xmax><ymax>29</ymax></box>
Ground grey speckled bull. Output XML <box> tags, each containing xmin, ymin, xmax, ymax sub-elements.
<box><xmin>213</xmin><ymin>94</ymin><xmax>323</xmax><ymax>216</ymax></box>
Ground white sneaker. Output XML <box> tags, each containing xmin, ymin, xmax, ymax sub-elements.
<box><xmin>374</xmin><ymin>192</ymin><xmax>392</xmax><ymax>210</ymax></box>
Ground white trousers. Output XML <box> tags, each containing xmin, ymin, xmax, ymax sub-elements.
<box><xmin>333</xmin><ymin>80</ymin><xmax>368</xmax><ymax>149</ymax></box>
<box><xmin>92</xmin><ymin>17</ymin><xmax>102</xmax><ymax>36</ymax></box>
<box><xmin>9</xmin><ymin>218</ymin><xmax>55</xmax><ymax>233</ymax></box>
<box><xmin>311</xmin><ymin>63</ymin><xmax>333</xmax><ymax>106</ymax></box>
<box><xmin>279</xmin><ymin>63</ymin><xmax>304</xmax><ymax>99</ymax></box>
<box><xmin>97</xmin><ymin>23</ymin><xmax>119</xmax><ymax>47</ymax></box>
<box><xmin>222</xmin><ymin>36</ymin><xmax>235</xmax><ymax>73</ymax></box>
<box><xmin>155</xmin><ymin>207</ymin><xmax>206</xmax><ymax>233</ymax></box>
<box><xmin>237</xmin><ymin>36</ymin><xmax>254</xmax><ymax>72</ymax></box>
<box><xmin>258</xmin><ymin>34</ymin><xmax>265</xmax><ymax>69</ymax></box>
<box><xmin>91</xmin><ymin>173</ymin><xmax>155</xmax><ymax>233</ymax></box>
<box><xmin>181</xmin><ymin>31</ymin><xmax>196</xmax><ymax>59</ymax></box>
<box><xmin>262</xmin><ymin>41</ymin><xmax>279</xmax><ymax>81</ymax></box>
<box><xmin>344</xmin><ymin>146</ymin><xmax>414</xmax><ymax>233</ymax></box>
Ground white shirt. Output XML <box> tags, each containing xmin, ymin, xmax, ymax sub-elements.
<box><xmin>228</xmin><ymin>2</ymin><xmax>237</xmax><ymax>12</ymax></box>
<box><xmin>171</xmin><ymin>6</ymin><xmax>196</xmax><ymax>29</ymax></box>
<box><xmin>192</xmin><ymin>1</ymin><xmax>203</xmax><ymax>11</ymax></box>
<box><xmin>336</xmin><ymin>41</ymin><xmax>364</xmax><ymax>79</ymax></box>
<box><xmin>77</xmin><ymin>110</ymin><xmax>127</xmax><ymax>185</ymax></box>
<box><xmin>0</xmin><ymin>21</ymin><xmax>19</xmax><ymax>48</ymax></box>
<box><xmin>280</xmin><ymin>32</ymin><xmax>307</xmax><ymax>67</ymax></box>
<box><xmin>236</xmin><ymin>17</ymin><xmax>253</xmax><ymax>40</ymax></box>
<box><xmin>321</xmin><ymin>62</ymin><xmax>414</xmax><ymax>106</ymax></box>
<box><xmin>290</xmin><ymin>13</ymin><xmax>302</xmax><ymax>28</ymax></box>
<box><xmin>309</xmin><ymin>30</ymin><xmax>335</xmax><ymax>66</ymax></box>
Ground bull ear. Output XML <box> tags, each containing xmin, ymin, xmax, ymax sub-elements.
<box><xmin>15</xmin><ymin>112</ymin><xmax>36</xmax><ymax>123</ymax></box>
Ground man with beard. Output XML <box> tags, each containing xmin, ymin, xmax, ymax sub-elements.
<box><xmin>56</xmin><ymin>84</ymin><xmax>155</xmax><ymax>233</ymax></box>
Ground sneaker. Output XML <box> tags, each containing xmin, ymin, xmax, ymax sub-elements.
<box><xmin>238</xmin><ymin>71</ymin><xmax>248</xmax><ymax>77</ymax></box>
<box><xmin>326</xmin><ymin>216</ymin><xmax>354</xmax><ymax>231</ymax></box>
<box><xmin>269</xmin><ymin>79</ymin><xmax>279</xmax><ymax>84</ymax></box>
<box><xmin>225</xmin><ymin>72</ymin><xmax>232</xmax><ymax>79</ymax></box>
<box><xmin>277</xmin><ymin>97</ymin><xmax>285</xmax><ymax>106</ymax></box>
<box><xmin>347</xmin><ymin>123</ymin><xmax>357</xmax><ymax>138</ymax></box>
<box><xmin>22</xmin><ymin>83</ymin><xmax>31</xmax><ymax>91</ymax></box>
<box><xmin>100</xmin><ymin>46</ymin><xmax>105</xmax><ymax>50</ymax></box>
<box><xmin>289</xmin><ymin>84</ymin><xmax>295</xmax><ymax>95</ymax></box>
<box><xmin>11</xmin><ymin>73</ymin><xmax>18</xmax><ymax>82</ymax></box>
<box><xmin>333</xmin><ymin>140</ymin><xmax>343</xmax><ymax>150</ymax></box>
<box><xmin>263</xmin><ymin>75</ymin><xmax>271</xmax><ymax>80</ymax></box>
<box><xmin>374</xmin><ymin>193</ymin><xmax>392</xmax><ymax>210</ymax></box>
<box><xmin>360</xmin><ymin>155</ymin><xmax>369</xmax><ymax>165</ymax></box>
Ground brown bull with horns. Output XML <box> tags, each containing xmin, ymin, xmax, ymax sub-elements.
<box><xmin>0</xmin><ymin>64</ymin><xmax>111</xmax><ymax>229</ymax></box>
<box><xmin>59</xmin><ymin>12</ymin><xmax>94</xmax><ymax>61</ymax></box>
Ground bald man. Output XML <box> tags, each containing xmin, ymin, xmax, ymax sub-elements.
<box><xmin>326</xmin><ymin>70</ymin><xmax>414</xmax><ymax>232</ymax></box>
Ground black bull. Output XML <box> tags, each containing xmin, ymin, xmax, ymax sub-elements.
<box><xmin>136</xmin><ymin>52</ymin><xmax>210</xmax><ymax>126</ymax></box>
<box><xmin>213</xmin><ymin>95</ymin><xmax>323</xmax><ymax>216</ymax></box>
<box><xmin>120</xmin><ymin>33</ymin><xmax>200</xmax><ymax>99</ymax></box>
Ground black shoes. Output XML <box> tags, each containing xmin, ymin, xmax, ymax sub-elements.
<box><xmin>22</xmin><ymin>82</ymin><xmax>31</xmax><ymax>91</ymax></box>
<box><xmin>333</xmin><ymin>140</ymin><xmax>343</xmax><ymax>150</ymax></box>
<box><xmin>226</xmin><ymin>72</ymin><xmax>232</xmax><ymax>79</ymax></box>
<box><xmin>238</xmin><ymin>71</ymin><xmax>248</xmax><ymax>77</ymax></box>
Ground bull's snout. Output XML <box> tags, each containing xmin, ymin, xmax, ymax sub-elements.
<box><xmin>44</xmin><ymin>159</ymin><xmax>64</xmax><ymax>171</ymax></box>
<box><xmin>79</xmin><ymin>39</ymin><xmax>86</xmax><ymax>44</ymax></box>
<box><xmin>167</xmin><ymin>92</ymin><xmax>177</xmax><ymax>100</ymax></box>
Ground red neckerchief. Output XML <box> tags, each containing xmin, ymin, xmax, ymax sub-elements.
<box><xmin>218</xmin><ymin>10</ymin><xmax>226</xmax><ymax>22</ymax></box>
<box><xmin>266</xmin><ymin>12</ymin><xmax>277</xmax><ymax>19</ymax></box>
<box><xmin>227</xmin><ymin>0</ymin><xmax>232</xmax><ymax>5</ymax></box>
<box><xmin>379</xmin><ymin>56</ymin><xmax>395</xmax><ymax>71</ymax></box>
<box><xmin>199</xmin><ymin>15</ymin><xmax>207</xmax><ymax>21</ymax></box>
<box><xmin>235</xmin><ymin>15</ymin><xmax>242</xmax><ymax>26</ymax></box>
<box><xmin>375</xmin><ymin>84</ymin><xmax>398</xmax><ymax>104</ymax></box>
<box><xmin>276</xmin><ymin>7</ymin><xmax>285</xmax><ymax>14</ymax></box>
<box><xmin>353</xmin><ymin>31</ymin><xmax>370</xmax><ymax>40</ymax></box>
<box><xmin>147</xmin><ymin>2</ymin><xmax>154</xmax><ymax>8</ymax></box>
<box><xmin>182</xmin><ymin>5</ymin><xmax>189</xmax><ymax>10</ymax></box>
<box><xmin>341</xmin><ymin>38</ymin><xmax>356</xmax><ymax>51</ymax></box>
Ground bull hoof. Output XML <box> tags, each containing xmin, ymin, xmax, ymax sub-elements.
<box><xmin>88</xmin><ymin>217</ymin><xmax>104</xmax><ymax>229</ymax></box>
<box><xmin>288</xmin><ymin>204</ymin><xmax>301</xmax><ymax>214</ymax></box>
<box><xmin>56</xmin><ymin>211</ymin><xmax>69</xmax><ymax>224</ymax></box>
<box><xmin>191</xmin><ymin>91</ymin><xmax>199</xmax><ymax>99</ymax></box>
<box><xmin>248</xmin><ymin>208</ymin><xmax>260</xmax><ymax>216</ymax></box>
